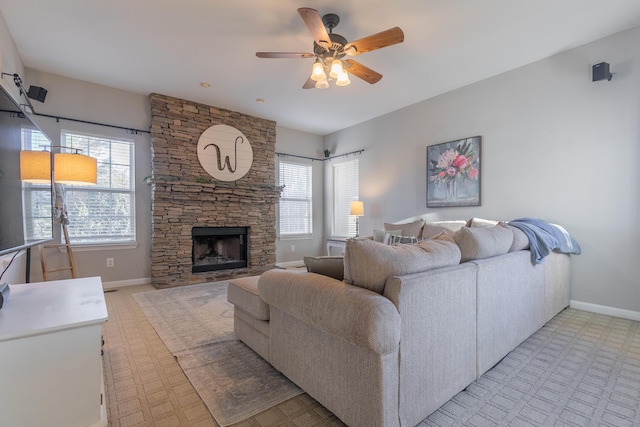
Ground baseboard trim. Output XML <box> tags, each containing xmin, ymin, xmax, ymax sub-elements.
<box><xmin>103</xmin><ymin>277</ymin><xmax>152</xmax><ymax>290</ymax></box>
<box><xmin>570</xmin><ymin>300</ymin><xmax>640</xmax><ymax>322</ymax></box>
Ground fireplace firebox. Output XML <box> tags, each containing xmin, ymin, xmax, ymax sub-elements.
<box><xmin>192</xmin><ymin>227</ymin><xmax>248</xmax><ymax>273</ymax></box>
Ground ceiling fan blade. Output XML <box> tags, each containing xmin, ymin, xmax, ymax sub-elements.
<box><xmin>343</xmin><ymin>27</ymin><xmax>404</xmax><ymax>56</ymax></box>
<box><xmin>302</xmin><ymin>76</ymin><xmax>316</xmax><ymax>89</ymax></box>
<box><xmin>344</xmin><ymin>59</ymin><xmax>383</xmax><ymax>84</ymax></box>
<box><xmin>298</xmin><ymin>7</ymin><xmax>331</xmax><ymax>50</ymax></box>
<box><xmin>256</xmin><ymin>52</ymin><xmax>315</xmax><ymax>59</ymax></box>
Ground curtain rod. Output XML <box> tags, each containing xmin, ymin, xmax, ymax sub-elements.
<box><xmin>276</xmin><ymin>149</ymin><xmax>363</xmax><ymax>162</ymax></box>
<box><xmin>33</xmin><ymin>112</ymin><xmax>150</xmax><ymax>135</ymax></box>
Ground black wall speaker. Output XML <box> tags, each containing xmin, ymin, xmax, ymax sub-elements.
<box><xmin>27</xmin><ymin>85</ymin><xmax>47</xmax><ymax>102</ymax></box>
<box><xmin>323</xmin><ymin>149</ymin><xmax>331</xmax><ymax>158</ymax></box>
<box><xmin>592</xmin><ymin>62</ymin><xmax>612</xmax><ymax>82</ymax></box>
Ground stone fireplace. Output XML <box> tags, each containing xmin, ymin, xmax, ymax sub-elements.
<box><xmin>149</xmin><ymin>93</ymin><xmax>280</xmax><ymax>288</ymax></box>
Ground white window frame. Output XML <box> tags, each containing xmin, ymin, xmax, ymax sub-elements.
<box><xmin>61</xmin><ymin>131</ymin><xmax>136</xmax><ymax>245</ymax></box>
<box><xmin>277</xmin><ymin>159</ymin><xmax>313</xmax><ymax>238</ymax></box>
<box><xmin>332</xmin><ymin>159</ymin><xmax>359</xmax><ymax>238</ymax></box>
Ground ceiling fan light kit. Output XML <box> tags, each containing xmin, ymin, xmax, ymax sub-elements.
<box><xmin>256</xmin><ymin>7</ymin><xmax>404</xmax><ymax>89</ymax></box>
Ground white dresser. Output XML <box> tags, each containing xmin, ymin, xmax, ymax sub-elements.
<box><xmin>0</xmin><ymin>276</ymin><xmax>108</xmax><ymax>427</ymax></box>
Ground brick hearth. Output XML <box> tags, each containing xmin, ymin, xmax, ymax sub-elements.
<box><xmin>149</xmin><ymin>93</ymin><xmax>280</xmax><ymax>288</ymax></box>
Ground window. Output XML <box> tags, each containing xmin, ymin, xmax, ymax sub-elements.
<box><xmin>332</xmin><ymin>159</ymin><xmax>359</xmax><ymax>237</ymax></box>
<box><xmin>62</xmin><ymin>131</ymin><xmax>135</xmax><ymax>244</ymax></box>
<box><xmin>21</xmin><ymin>128</ymin><xmax>52</xmax><ymax>242</ymax></box>
<box><xmin>278</xmin><ymin>160</ymin><xmax>312</xmax><ymax>237</ymax></box>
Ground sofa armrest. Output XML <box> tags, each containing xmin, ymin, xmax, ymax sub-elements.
<box><xmin>259</xmin><ymin>269</ymin><xmax>400</xmax><ymax>355</ymax></box>
<box><xmin>383</xmin><ymin>264</ymin><xmax>478</xmax><ymax>425</ymax></box>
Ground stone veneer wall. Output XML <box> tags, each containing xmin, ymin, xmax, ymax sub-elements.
<box><xmin>149</xmin><ymin>93</ymin><xmax>280</xmax><ymax>288</ymax></box>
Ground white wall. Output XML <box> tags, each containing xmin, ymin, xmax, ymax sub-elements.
<box><xmin>274</xmin><ymin>126</ymin><xmax>325</xmax><ymax>263</ymax></box>
<box><xmin>0</xmin><ymin>11</ymin><xmax>24</xmax><ymax>104</ymax></box>
<box><xmin>324</xmin><ymin>26</ymin><xmax>640</xmax><ymax>315</ymax></box>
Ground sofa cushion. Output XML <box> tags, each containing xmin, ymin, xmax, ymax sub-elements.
<box><xmin>452</xmin><ymin>225</ymin><xmax>513</xmax><ymax>262</ymax></box>
<box><xmin>343</xmin><ymin>238</ymin><xmax>461</xmax><ymax>294</ymax></box>
<box><xmin>227</xmin><ymin>276</ymin><xmax>270</xmax><ymax>320</ymax></box>
<box><xmin>304</xmin><ymin>256</ymin><xmax>344</xmax><ymax>280</ymax></box>
<box><xmin>384</xmin><ymin>219</ymin><xmax>425</xmax><ymax>238</ymax></box>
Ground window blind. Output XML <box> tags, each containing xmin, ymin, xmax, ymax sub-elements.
<box><xmin>332</xmin><ymin>159</ymin><xmax>359</xmax><ymax>237</ymax></box>
<box><xmin>62</xmin><ymin>131</ymin><xmax>136</xmax><ymax>244</ymax></box>
<box><xmin>278</xmin><ymin>160</ymin><xmax>313</xmax><ymax>236</ymax></box>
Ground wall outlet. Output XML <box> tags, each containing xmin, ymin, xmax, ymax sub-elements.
<box><xmin>290</xmin><ymin>245</ymin><xmax>295</xmax><ymax>252</ymax></box>
<box><xmin>106</xmin><ymin>258</ymin><xmax>114</xmax><ymax>268</ymax></box>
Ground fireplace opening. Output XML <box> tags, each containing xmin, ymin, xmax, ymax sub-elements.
<box><xmin>192</xmin><ymin>227</ymin><xmax>248</xmax><ymax>273</ymax></box>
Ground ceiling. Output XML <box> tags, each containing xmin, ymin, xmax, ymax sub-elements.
<box><xmin>1</xmin><ymin>1</ymin><xmax>639</xmax><ymax>136</ymax></box>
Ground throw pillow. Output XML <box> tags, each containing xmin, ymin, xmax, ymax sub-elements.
<box><xmin>383</xmin><ymin>229</ymin><xmax>402</xmax><ymax>244</ymax></box>
<box><xmin>466</xmin><ymin>218</ymin><xmax>529</xmax><ymax>252</ymax></box>
<box><xmin>343</xmin><ymin>238</ymin><xmax>461</xmax><ymax>294</ymax></box>
<box><xmin>452</xmin><ymin>225</ymin><xmax>513</xmax><ymax>262</ymax></box>
<box><xmin>466</xmin><ymin>217</ymin><xmax>499</xmax><ymax>228</ymax></box>
<box><xmin>383</xmin><ymin>219</ymin><xmax>425</xmax><ymax>238</ymax></box>
<box><xmin>421</xmin><ymin>224</ymin><xmax>451</xmax><ymax>240</ymax></box>
<box><xmin>303</xmin><ymin>256</ymin><xmax>344</xmax><ymax>281</ymax></box>
<box><xmin>373</xmin><ymin>229</ymin><xmax>403</xmax><ymax>243</ymax></box>
<box><xmin>388</xmin><ymin>234</ymin><xmax>419</xmax><ymax>244</ymax></box>
<box><xmin>506</xmin><ymin>224</ymin><xmax>529</xmax><ymax>251</ymax></box>
<box><xmin>421</xmin><ymin>220</ymin><xmax>467</xmax><ymax>239</ymax></box>
<box><xmin>372</xmin><ymin>229</ymin><xmax>386</xmax><ymax>243</ymax></box>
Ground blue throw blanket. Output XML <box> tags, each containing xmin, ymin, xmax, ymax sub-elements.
<box><xmin>508</xmin><ymin>218</ymin><xmax>581</xmax><ymax>264</ymax></box>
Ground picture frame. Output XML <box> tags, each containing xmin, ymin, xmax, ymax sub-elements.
<box><xmin>426</xmin><ymin>136</ymin><xmax>481</xmax><ymax>207</ymax></box>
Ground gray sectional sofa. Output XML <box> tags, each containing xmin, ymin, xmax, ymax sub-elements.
<box><xmin>227</xmin><ymin>219</ymin><xmax>573</xmax><ymax>427</ymax></box>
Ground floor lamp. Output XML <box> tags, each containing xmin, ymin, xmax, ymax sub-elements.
<box><xmin>20</xmin><ymin>147</ymin><xmax>98</xmax><ymax>280</ymax></box>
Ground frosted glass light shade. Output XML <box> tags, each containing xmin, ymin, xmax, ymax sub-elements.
<box><xmin>315</xmin><ymin>78</ymin><xmax>329</xmax><ymax>89</ymax></box>
<box><xmin>329</xmin><ymin>59</ymin><xmax>343</xmax><ymax>79</ymax></box>
<box><xmin>20</xmin><ymin>150</ymin><xmax>51</xmax><ymax>184</ymax></box>
<box><xmin>311</xmin><ymin>61</ymin><xmax>325</xmax><ymax>81</ymax></box>
<box><xmin>54</xmin><ymin>153</ymin><xmax>97</xmax><ymax>186</ymax></box>
<box><xmin>336</xmin><ymin>70</ymin><xmax>351</xmax><ymax>86</ymax></box>
<box><xmin>350</xmin><ymin>201</ymin><xmax>364</xmax><ymax>216</ymax></box>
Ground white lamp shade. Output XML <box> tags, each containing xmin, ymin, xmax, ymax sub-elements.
<box><xmin>350</xmin><ymin>201</ymin><xmax>364</xmax><ymax>216</ymax></box>
<box><xmin>54</xmin><ymin>153</ymin><xmax>98</xmax><ymax>185</ymax></box>
<box><xmin>20</xmin><ymin>150</ymin><xmax>51</xmax><ymax>184</ymax></box>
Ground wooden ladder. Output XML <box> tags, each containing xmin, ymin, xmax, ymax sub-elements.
<box><xmin>40</xmin><ymin>224</ymin><xmax>77</xmax><ymax>281</ymax></box>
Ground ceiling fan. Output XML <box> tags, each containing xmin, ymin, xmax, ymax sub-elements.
<box><xmin>256</xmin><ymin>7</ymin><xmax>404</xmax><ymax>89</ymax></box>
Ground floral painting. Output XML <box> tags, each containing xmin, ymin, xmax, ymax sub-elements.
<box><xmin>427</xmin><ymin>136</ymin><xmax>481</xmax><ymax>207</ymax></box>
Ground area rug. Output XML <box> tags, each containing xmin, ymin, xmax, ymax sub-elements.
<box><xmin>134</xmin><ymin>281</ymin><xmax>302</xmax><ymax>426</ymax></box>
<box><xmin>422</xmin><ymin>308</ymin><xmax>640</xmax><ymax>426</ymax></box>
